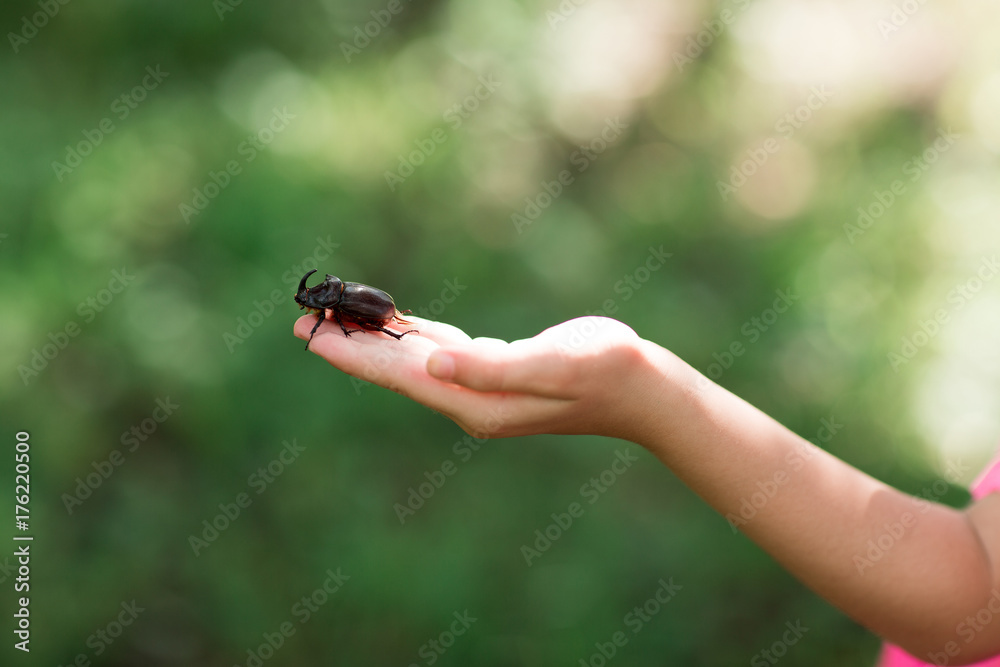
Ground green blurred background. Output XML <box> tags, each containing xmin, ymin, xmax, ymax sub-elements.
<box><xmin>2</xmin><ymin>0</ymin><xmax>999</xmax><ymax>664</ymax></box>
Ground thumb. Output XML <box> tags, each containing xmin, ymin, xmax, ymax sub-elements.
<box><xmin>426</xmin><ymin>342</ymin><xmax>574</xmax><ymax>396</ymax></box>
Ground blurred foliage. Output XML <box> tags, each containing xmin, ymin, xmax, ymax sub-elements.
<box><xmin>2</xmin><ymin>0</ymin><xmax>999</xmax><ymax>665</ymax></box>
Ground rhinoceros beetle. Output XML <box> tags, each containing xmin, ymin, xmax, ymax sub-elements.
<box><xmin>294</xmin><ymin>269</ymin><xmax>417</xmax><ymax>350</ymax></box>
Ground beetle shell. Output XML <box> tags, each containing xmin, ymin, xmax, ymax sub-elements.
<box><xmin>336</xmin><ymin>282</ymin><xmax>398</xmax><ymax>321</ymax></box>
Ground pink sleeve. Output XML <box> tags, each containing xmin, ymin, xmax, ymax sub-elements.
<box><xmin>877</xmin><ymin>452</ymin><xmax>1000</xmax><ymax>666</ymax></box>
<box><xmin>972</xmin><ymin>452</ymin><xmax>1000</xmax><ymax>501</ymax></box>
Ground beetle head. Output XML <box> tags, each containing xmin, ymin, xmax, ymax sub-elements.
<box><xmin>294</xmin><ymin>269</ymin><xmax>344</xmax><ymax>310</ymax></box>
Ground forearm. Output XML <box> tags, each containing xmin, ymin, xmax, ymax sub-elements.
<box><xmin>628</xmin><ymin>340</ymin><xmax>998</xmax><ymax>660</ymax></box>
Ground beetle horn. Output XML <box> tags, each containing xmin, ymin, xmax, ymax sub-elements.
<box><xmin>298</xmin><ymin>269</ymin><xmax>317</xmax><ymax>293</ymax></box>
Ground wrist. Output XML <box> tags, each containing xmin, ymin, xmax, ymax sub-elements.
<box><xmin>620</xmin><ymin>339</ymin><xmax>716</xmax><ymax>459</ymax></box>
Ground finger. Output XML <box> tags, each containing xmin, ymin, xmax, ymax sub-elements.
<box><xmin>293</xmin><ymin>315</ymin><xmax>479</xmax><ymax>404</ymax></box>
<box><xmin>293</xmin><ymin>313</ymin><xmax>426</xmax><ymax>363</ymax></box>
<box><xmin>293</xmin><ymin>313</ymin><xmax>434</xmax><ymax>346</ymax></box>
<box><xmin>293</xmin><ymin>316</ymin><xmax>514</xmax><ymax>425</ymax></box>
<box><xmin>426</xmin><ymin>339</ymin><xmax>578</xmax><ymax>398</ymax></box>
<box><xmin>292</xmin><ymin>316</ymin><xmax>571</xmax><ymax>436</ymax></box>
<box><xmin>295</xmin><ymin>314</ymin><xmax>436</xmax><ymax>390</ymax></box>
<box><xmin>470</xmin><ymin>337</ymin><xmax>508</xmax><ymax>346</ymax></box>
<box><xmin>430</xmin><ymin>391</ymin><xmax>577</xmax><ymax>439</ymax></box>
<box><xmin>293</xmin><ymin>313</ymin><xmax>386</xmax><ymax>346</ymax></box>
<box><xmin>397</xmin><ymin>315</ymin><xmax>473</xmax><ymax>347</ymax></box>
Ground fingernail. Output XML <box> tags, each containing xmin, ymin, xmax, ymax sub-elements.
<box><xmin>427</xmin><ymin>352</ymin><xmax>455</xmax><ymax>380</ymax></box>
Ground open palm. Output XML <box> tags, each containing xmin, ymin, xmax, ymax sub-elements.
<box><xmin>293</xmin><ymin>313</ymin><xmax>655</xmax><ymax>440</ymax></box>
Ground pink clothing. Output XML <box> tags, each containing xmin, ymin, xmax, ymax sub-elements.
<box><xmin>877</xmin><ymin>453</ymin><xmax>1000</xmax><ymax>666</ymax></box>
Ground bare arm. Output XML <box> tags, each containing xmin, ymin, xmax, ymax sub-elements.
<box><xmin>294</xmin><ymin>314</ymin><xmax>1000</xmax><ymax>663</ymax></box>
<box><xmin>633</xmin><ymin>341</ymin><xmax>1000</xmax><ymax>662</ymax></box>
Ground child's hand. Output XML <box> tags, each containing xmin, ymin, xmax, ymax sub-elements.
<box><xmin>293</xmin><ymin>314</ymin><xmax>670</xmax><ymax>440</ymax></box>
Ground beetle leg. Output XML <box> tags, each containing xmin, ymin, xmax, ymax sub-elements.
<box><xmin>333</xmin><ymin>311</ymin><xmax>363</xmax><ymax>338</ymax></box>
<box><xmin>368</xmin><ymin>324</ymin><xmax>419</xmax><ymax>340</ymax></box>
<box><xmin>305</xmin><ymin>311</ymin><xmax>326</xmax><ymax>350</ymax></box>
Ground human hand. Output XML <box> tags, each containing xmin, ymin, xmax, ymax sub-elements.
<box><xmin>292</xmin><ymin>314</ymin><xmax>674</xmax><ymax>441</ymax></box>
